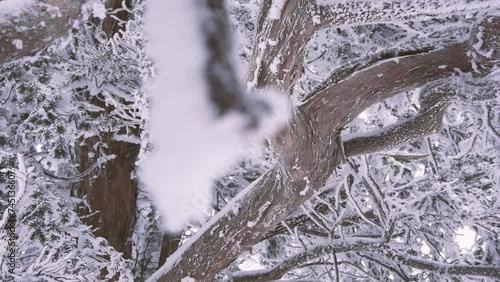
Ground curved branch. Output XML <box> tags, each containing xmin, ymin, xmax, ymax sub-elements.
<box><xmin>317</xmin><ymin>0</ymin><xmax>500</xmax><ymax>29</ymax></box>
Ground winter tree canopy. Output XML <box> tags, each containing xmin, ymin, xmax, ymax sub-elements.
<box><xmin>0</xmin><ymin>0</ymin><xmax>499</xmax><ymax>281</ymax></box>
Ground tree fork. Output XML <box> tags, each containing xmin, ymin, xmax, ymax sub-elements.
<box><xmin>151</xmin><ymin>19</ymin><xmax>500</xmax><ymax>281</ymax></box>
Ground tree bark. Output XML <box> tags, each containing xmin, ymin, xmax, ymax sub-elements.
<box><xmin>231</xmin><ymin>239</ymin><xmax>383</xmax><ymax>282</ymax></box>
<box><xmin>150</xmin><ymin>39</ymin><xmax>477</xmax><ymax>282</ymax></box>
<box><xmin>75</xmin><ymin>0</ymin><xmax>139</xmax><ymax>260</ymax></box>
<box><xmin>0</xmin><ymin>0</ymin><xmax>82</xmax><ymax>65</ymax></box>
<box><xmin>317</xmin><ymin>0</ymin><xmax>500</xmax><ymax>28</ymax></box>
<box><xmin>343</xmin><ymin>95</ymin><xmax>449</xmax><ymax>157</ymax></box>
<box><xmin>150</xmin><ymin>4</ymin><xmax>500</xmax><ymax>279</ymax></box>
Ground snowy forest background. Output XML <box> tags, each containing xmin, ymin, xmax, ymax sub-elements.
<box><xmin>0</xmin><ymin>0</ymin><xmax>499</xmax><ymax>281</ymax></box>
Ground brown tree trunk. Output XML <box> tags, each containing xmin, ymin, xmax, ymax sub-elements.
<box><xmin>158</xmin><ymin>232</ymin><xmax>182</xmax><ymax>269</ymax></box>
<box><xmin>75</xmin><ymin>135</ymin><xmax>139</xmax><ymax>258</ymax></box>
<box><xmin>74</xmin><ymin>0</ymin><xmax>139</xmax><ymax>260</ymax></box>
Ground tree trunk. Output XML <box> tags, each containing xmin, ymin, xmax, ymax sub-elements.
<box><xmin>151</xmin><ymin>11</ymin><xmax>500</xmax><ymax>280</ymax></box>
<box><xmin>150</xmin><ymin>41</ymin><xmax>476</xmax><ymax>282</ymax></box>
<box><xmin>75</xmin><ymin>0</ymin><xmax>139</xmax><ymax>260</ymax></box>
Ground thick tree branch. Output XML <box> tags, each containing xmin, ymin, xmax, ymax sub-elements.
<box><xmin>317</xmin><ymin>0</ymin><xmax>500</xmax><ymax>29</ymax></box>
<box><xmin>151</xmin><ymin>41</ymin><xmax>471</xmax><ymax>282</ymax></box>
<box><xmin>0</xmin><ymin>0</ymin><xmax>83</xmax><ymax>65</ymax></box>
<box><xmin>247</xmin><ymin>0</ymin><xmax>316</xmax><ymax>90</ymax></box>
<box><xmin>343</xmin><ymin>97</ymin><xmax>449</xmax><ymax>157</ymax></box>
<box><xmin>151</xmin><ymin>16</ymin><xmax>500</xmax><ymax>282</ymax></box>
<box><xmin>388</xmin><ymin>252</ymin><xmax>500</xmax><ymax>279</ymax></box>
<box><xmin>231</xmin><ymin>239</ymin><xmax>383</xmax><ymax>282</ymax></box>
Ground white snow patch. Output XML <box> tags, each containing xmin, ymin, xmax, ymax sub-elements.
<box><xmin>238</xmin><ymin>253</ymin><xmax>265</xmax><ymax>271</ymax></box>
<box><xmin>312</xmin><ymin>14</ymin><xmax>321</xmax><ymax>25</ymax></box>
<box><xmin>269</xmin><ymin>0</ymin><xmax>286</xmax><ymax>20</ymax></box>
<box><xmin>12</xmin><ymin>39</ymin><xmax>23</xmax><ymax>50</ymax></box>
<box><xmin>269</xmin><ymin>55</ymin><xmax>281</xmax><ymax>75</ymax></box>
<box><xmin>181</xmin><ymin>277</ymin><xmax>196</xmax><ymax>282</ymax></box>
<box><xmin>413</xmin><ymin>163</ymin><xmax>426</xmax><ymax>178</ymax></box>
<box><xmin>299</xmin><ymin>176</ymin><xmax>310</xmax><ymax>195</ymax></box>
<box><xmin>268</xmin><ymin>39</ymin><xmax>278</xmax><ymax>46</ymax></box>
<box><xmin>141</xmin><ymin>0</ymin><xmax>289</xmax><ymax>232</ymax></box>
<box><xmin>456</xmin><ymin>226</ymin><xmax>476</xmax><ymax>253</ymax></box>
<box><xmin>90</xmin><ymin>2</ymin><xmax>107</xmax><ymax>20</ymax></box>
<box><xmin>247</xmin><ymin>201</ymin><xmax>271</xmax><ymax>227</ymax></box>
<box><xmin>0</xmin><ymin>0</ymin><xmax>33</xmax><ymax>24</ymax></box>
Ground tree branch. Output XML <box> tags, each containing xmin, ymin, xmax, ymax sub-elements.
<box><xmin>317</xmin><ymin>0</ymin><xmax>500</xmax><ymax>29</ymax></box>
<box><xmin>389</xmin><ymin>252</ymin><xmax>500</xmax><ymax>279</ymax></box>
<box><xmin>0</xmin><ymin>0</ymin><xmax>83</xmax><ymax>65</ymax></box>
<box><xmin>231</xmin><ymin>239</ymin><xmax>383</xmax><ymax>282</ymax></box>
<box><xmin>343</xmin><ymin>96</ymin><xmax>449</xmax><ymax>157</ymax></box>
<box><xmin>150</xmin><ymin>16</ymin><xmax>500</xmax><ymax>282</ymax></box>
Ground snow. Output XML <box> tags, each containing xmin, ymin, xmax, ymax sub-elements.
<box><xmin>455</xmin><ymin>226</ymin><xmax>476</xmax><ymax>253</ymax></box>
<box><xmin>269</xmin><ymin>55</ymin><xmax>281</xmax><ymax>74</ymax></box>
<box><xmin>141</xmin><ymin>0</ymin><xmax>288</xmax><ymax>232</ymax></box>
<box><xmin>299</xmin><ymin>176</ymin><xmax>310</xmax><ymax>195</ymax></box>
<box><xmin>12</xmin><ymin>39</ymin><xmax>23</xmax><ymax>50</ymax></box>
<box><xmin>268</xmin><ymin>0</ymin><xmax>286</xmax><ymax>20</ymax></box>
<box><xmin>90</xmin><ymin>2</ymin><xmax>107</xmax><ymax>20</ymax></box>
<box><xmin>146</xmin><ymin>172</ymin><xmax>270</xmax><ymax>282</ymax></box>
<box><xmin>0</xmin><ymin>0</ymin><xmax>33</xmax><ymax>24</ymax></box>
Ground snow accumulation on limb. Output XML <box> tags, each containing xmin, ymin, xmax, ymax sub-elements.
<box><xmin>386</xmin><ymin>252</ymin><xmax>500</xmax><ymax>279</ymax></box>
<box><xmin>0</xmin><ymin>0</ymin><xmax>83</xmax><ymax>64</ymax></box>
<box><xmin>317</xmin><ymin>0</ymin><xmax>500</xmax><ymax>28</ymax></box>
<box><xmin>150</xmin><ymin>14</ymin><xmax>500</xmax><ymax>281</ymax></box>
<box><xmin>343</xmin><ymin>93</ymin><xmax>449</xmax><ymax>157</ymax></box>
<box><xmin>231</xmin><ymin>239</ymin><xmax>383</xmax><ymax>282</ymax></box>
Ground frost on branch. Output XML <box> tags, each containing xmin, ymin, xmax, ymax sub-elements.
<box><xmin>149</xmin><ymin>1</ymin><xmax>500</xmax><ymax>278</ymax></box>
<box><xmin>0</xmin><ymin>0</ymin><xmax>83</xmax><ymax>65</ymax></box>
<box><xmin>140</xmin><ymin>0</ymin><xmax>288</xmax><ymax>232</ymax></box>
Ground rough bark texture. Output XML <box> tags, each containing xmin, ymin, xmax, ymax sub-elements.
<box><xmin>75</xmin><ymin>134</ymin><xmax>139</xmax><ymax>259</ymax></box>
<box><xmin>0</xmin><ymin>0</ymin><xmax>83</xmax><ymax>65</ymax></box>
<box><xmin>152</xmin><ymin>39</ymin><xmax>477</xmax><ymax>282</ymax></box>
<box><xmin>150</xmin><ymin>1</ymin><xmax>500</xmax><ymax>279</ymax></box>
<box><xmin>317</xmin><ymin>0</ymin><xmax>500</xmax><ymax>28</ymax></box>
<box><xmin>158</xmin><ymin>232</ymin><xmax>181</xmax><ymax>269</ymax></box>
<box><xmin>247</xmin><ymin>0</ymin><xmax>316</xmax><ymax>90</ymax></box>
<box><xmin>343</xmin><ymin>89</ymin><xmax>450</xmax><ymax>157</ymax></box>
<box><xmin>75</xmin><ymin>0</ymin><xmax>139</xmax><ymax>260</ymax></box>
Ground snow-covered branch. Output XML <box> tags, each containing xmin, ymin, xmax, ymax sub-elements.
<box><xmin>317</xmin><ymin>0</ymin><xmax>500</xmax><ymax>29</ymax></box>
<box><xmin>343</xmin><ymin>93</ymin><xmax>449</xmax><ymax>157</ymax></box>
<box><xmin>387</xmin><ymin>252</ymin><xmax>500</xmax><ymax>279</ymax></box>
<box><xmin>0</xmin><ymin>0</ymin><xmax>83</xmax><ymax>65</ymax></box>
<box><xmin>231</xmin><ymin>239</ymin><xmax>383</xmax><ymax>282</ymax></box>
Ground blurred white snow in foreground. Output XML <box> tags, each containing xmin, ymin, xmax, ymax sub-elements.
<box><xmin>140</xmin><ymin>0</ymin><xmax>288</xmax><ymax>232</ymax></box>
